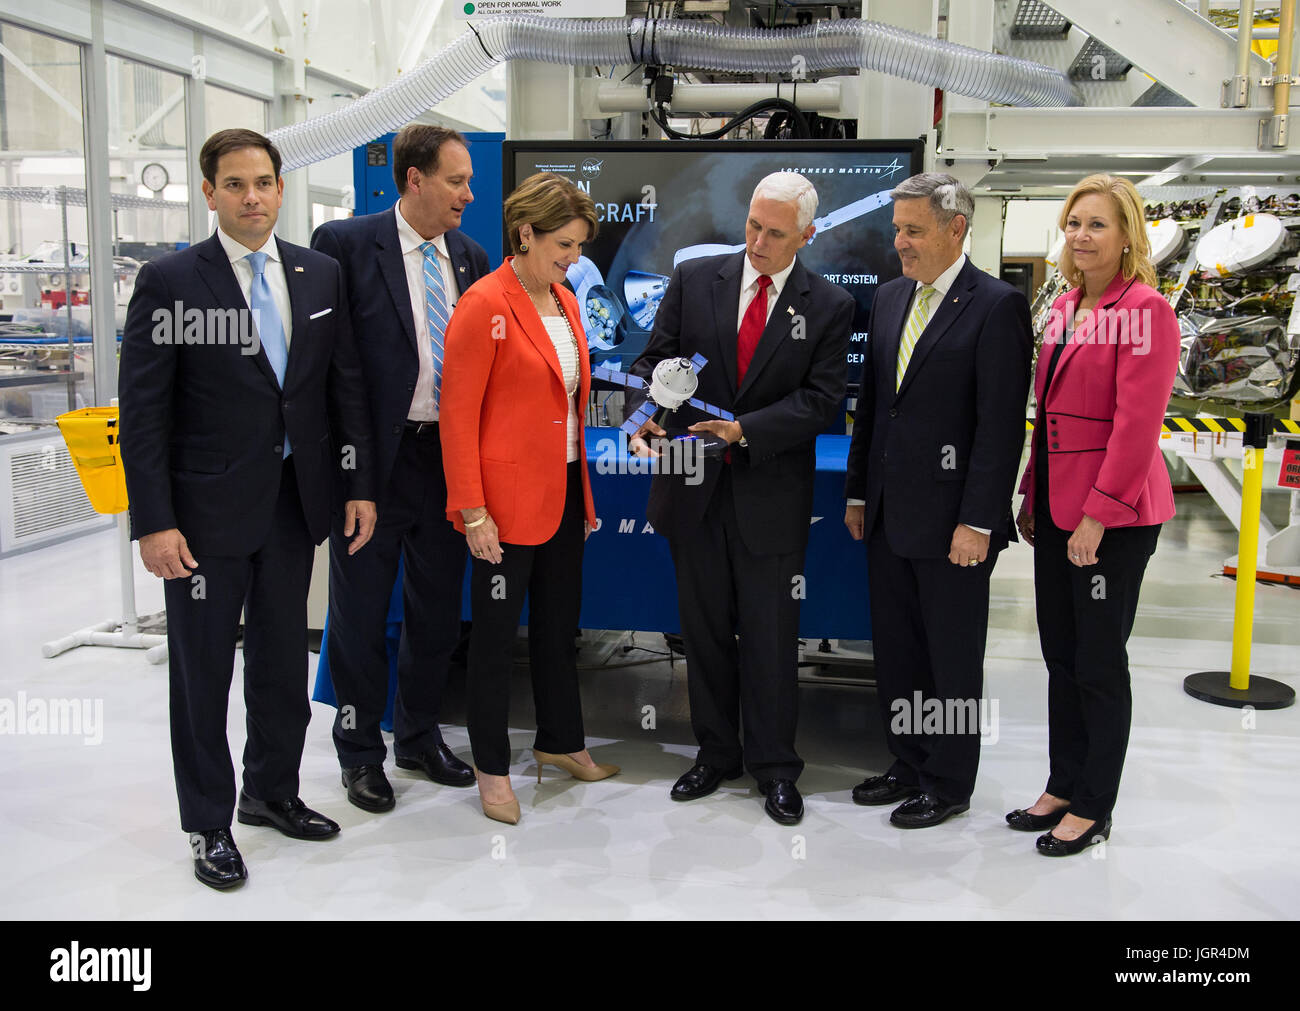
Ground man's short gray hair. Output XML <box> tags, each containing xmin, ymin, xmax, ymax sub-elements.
<box><xmin>751</xmin><ymin>171</ymin><xmax>819</xmax><ymax>231</ymax></box>
<box><xmin>891</xmin><ymin>172</ymin><xmax>974</xmax><ymax>239</ymax></box>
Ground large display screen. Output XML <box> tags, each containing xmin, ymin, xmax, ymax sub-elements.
<box><xmin>505</xmin><ymin>139</ymin><xmax>924</xmax><ymax>381</ymax></box>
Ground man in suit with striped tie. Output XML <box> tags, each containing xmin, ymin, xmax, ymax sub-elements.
<box><xmin>311</xmin><ymin>125</ymin><xmax>491</xmax><ymax>813</ymax></box>
<box><xmin>844</xmin><ymin>173</ymin><xmax>1032</xmax><ymax>828</ymax></box>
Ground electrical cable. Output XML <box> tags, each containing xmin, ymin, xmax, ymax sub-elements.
<box><xmin>651</xmin><ymin>96</ymin><xmax>811</xmax><ymax>139</ymax></box>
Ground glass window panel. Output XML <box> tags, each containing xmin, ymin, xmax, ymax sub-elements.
<box><xmin>204</xmin><ymin>83</ymin><xmax>267</xmax><ymax>137</ymax></box>
<box><xmin>311</xmin><ymin>202</ymin><xmax>350</xmax><ymax>234</ymax></box>
<box><xmin>108</xmin><ymin>54</ymin><xmax>190</xmax><ymax>250</ymax></box>
<box><xmin>0</xmin><ymin>21</ymin><xmax>92</xmax><ymax>421</ymax></box>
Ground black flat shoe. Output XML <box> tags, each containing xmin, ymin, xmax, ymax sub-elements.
<box><xmin>890</xmin><ymin>792</ymin><xmax>970</xmax><ymax>828</ymax></box>
<box><xmin>237</xmin><ymin>792</ymin><xmax>340</xmax><ymax>839</ymax></box>
<box><xmin>342</xmin><ymin>764</ymin><xmax>395</xmax><ymax>812</ymax></box>
<box><xmin>758</xmin><ymin>779</ymin><xmax>804</xmax><ymax>826</ymax></box>
<box><xmin>852</xmin><ymin>773</ymin><xmax>921</xmax><ymax>806</ymax></box>
<box><xmin>1037</xmin><ymin>816</ymin><xmax>1112</xmax><ymax>856</ymax></box>
<box><xmin>396</xmin><ymin>743</ymin><xmax>475</xmax><ymax>787</ymax></box>
<box><xmin>1006</xmin><ymin>806</ymin><xmax>1069</xmax><ymax>831</ymax></box>
<box><xmin>190</xmin><ymin>828</ymin><xmax>246</xmax><ymax>890</ymax></box>
<box><xmin>670</xmin><ymin>762</ymin><xmax>743</xmax><ymax>801</ymax></box>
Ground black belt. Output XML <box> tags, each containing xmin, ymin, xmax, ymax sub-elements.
<box><xmin>404</xmin><ymin>419</ymin><xmax>439</xmax><ymax>437</ymax></box>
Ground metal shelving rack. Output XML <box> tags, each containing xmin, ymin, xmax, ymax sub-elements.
<box><xmin>0</xmin><ymin>183</ymin><xmax>188</xmax><ymax>418</ymax></box>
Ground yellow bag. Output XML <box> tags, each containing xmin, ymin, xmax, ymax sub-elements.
<box><xmin>56</xmin><ymin>406</ymin><xmax>128</xmax><ymax>515</ymax></box>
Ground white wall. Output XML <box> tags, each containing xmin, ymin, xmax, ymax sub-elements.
<box><xmin>1003</xmin><ymin>199</ymin><xmax>1064</xmax><ymax>257</ymax></box>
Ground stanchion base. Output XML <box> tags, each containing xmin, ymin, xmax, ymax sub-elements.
<box><xmin>1184</xmin><ymin>671</ymin><xmax>1295</xmax><ymax>709</ymax></box>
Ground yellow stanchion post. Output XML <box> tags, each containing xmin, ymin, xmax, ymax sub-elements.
<box><xmin>1184</xmin><ymin>413</ymin><xmax>1295</xmax><ymax>709</ymax></box>
<box><xmin>1228</xmin><ymin>440</ymin><xmax>1263</xmax><ymax>690</ymax></box>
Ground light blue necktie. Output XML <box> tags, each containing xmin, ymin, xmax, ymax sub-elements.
<box><xmin>246</xmin><ymin>250</ymin><xmax>290</xmax><ymax>458</ymax></box>
<box><xmin>421</xmin><ymin>241</ymin><xmax>450</xmax><ymax>409</ymax></box>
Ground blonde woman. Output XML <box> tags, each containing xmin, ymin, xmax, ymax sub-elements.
<box><xmin>1007</xmin><ymin>174</ymin><xmax>1180</xmax><ymax>856</ymax></box>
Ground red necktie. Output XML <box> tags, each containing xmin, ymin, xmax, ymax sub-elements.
<box><xmin>736</xmin><ymin>274</ymin><xmax>772</xmax><ymax>386</ymax></box>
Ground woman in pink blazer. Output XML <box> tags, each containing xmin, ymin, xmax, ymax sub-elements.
<box><xmin>1006</xmin><ymin>174</ymin><xmax>1180</xmax><ymax>856</ymax></box>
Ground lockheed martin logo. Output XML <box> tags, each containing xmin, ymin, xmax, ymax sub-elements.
<box><xmin>581</xmin><ymin>158</ymin><xmax>604</xmax><ymax>178</ymax></box>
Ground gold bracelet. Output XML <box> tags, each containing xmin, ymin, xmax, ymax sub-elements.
<box><xmin>464</xmin><ymin>513</ymin><xmax>489</xmax><ymax>530</ymax></box>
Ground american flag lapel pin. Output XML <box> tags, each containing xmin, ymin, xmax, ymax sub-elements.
<box><xmin>294</xmin><ymin>265</ymin><xmax>304</xmax><ymax>272</ymax></box>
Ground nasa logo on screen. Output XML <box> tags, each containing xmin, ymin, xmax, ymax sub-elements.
<box><xmin>581</xmin><ymin>158</ymin><xmax>604</xmax><ymax>179</ymax></box>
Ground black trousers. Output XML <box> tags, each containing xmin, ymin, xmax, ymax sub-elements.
<box><xmin>866</xmin><ymin>515</ymin><xmax>997</xmax><ymax>804</ymax></box>
<box><xmin>326</xmin><ymin>424</ymin><xmax>467</xmax><ymax>767</ymax></box>
<box><xmin>1034</xmin><ymin>510</ymin><xmax>1160</xmax><ymax>821</ymax></box>
<box><xmin>466</xmin><ymin>462</ymin><xmax>586</xmax><ymax>776</ymax></box>
<box><xmin>165</xmin><ymin>456</ymin><xmax>314</xmax><ymax>833</ymax></box>
<box><xmin>667</xmin><ymin>468</ymin><xmax>805</xmax><ymax>782</ymax></box>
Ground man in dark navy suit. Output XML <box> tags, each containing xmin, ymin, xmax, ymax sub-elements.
<box><xmin>310</xmin><ymin>125</ymin><xmax>490</xmax><ymax>812</ymax></box>
<box><xmin>629</xmin><ymin>172</ymin><xmax>854</xmax><ymax>826</ymax></box>
<box><xmin>845</xmin><ymin>173</ymin><xmax>1032</xmax><ymax>828</ymax></box>
<box><xmin>120</xmin><ymin>129</ymin><xmax>376</xmax><ymax>888</ymax></box>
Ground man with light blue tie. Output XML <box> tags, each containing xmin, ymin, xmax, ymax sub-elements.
<box><xmin>311</xmin><ymin>124</ymin><xmax>491</xmax><ymax>813</ymax></box>
<box><xmin>120</xmin><ymin>129</ymin><xmax>377</xmax><ymax>888</ymax></box>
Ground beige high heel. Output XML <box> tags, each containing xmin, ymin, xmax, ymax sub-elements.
<box><xmin>474</xmin><ymin>768</ymin><xmax>520</xmax><ymax>825</ymax></box>
<box><xmin>480</xmin><ymin>796</ymin><xmax>520</xmax><ymax>825</ymax></box>
<box><xmin>532</xmin><ymin>749</ymin><xmax>620</xmax><ymax>783</ymax></box>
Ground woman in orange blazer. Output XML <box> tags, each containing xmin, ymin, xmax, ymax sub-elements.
<box><xmin>1006</xmin><ymin>174</ymin><xmax>1180</xmax><ymax>856</ymax></box>
<box><xmin>439</xmin><ymin>173</ymin><xmax>616</xmax><ymax>825</ymax></box>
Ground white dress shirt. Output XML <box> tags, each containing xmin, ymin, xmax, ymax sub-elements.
<box><xmin>395</xmin><ymin>202</ymin><xmax>461</xmax><ymax>422</ymax></box>
<box><xmin>901</xmin><ymin>252</ymin><xmax>966</xmax><ymax>328</ymax></box>
<box><xmin>848</xmin><ymin>253</ymin><xmax>988</xmax><ymax>535</ymax></box>
<box><xmin>541</xmin><ymin>315</ymin><xmax>581</xmax><ymax>462</ymax></box>
<box><xmin>736</xmin><ymin>254</ymin><xmax>797</xmax><ymax>333</ymax></box>
<box><xmin>217</xmin><ymin>227</ymin><xmax>292</xmax><ymax>349</ymax></box>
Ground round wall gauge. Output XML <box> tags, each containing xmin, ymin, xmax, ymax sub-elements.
<box><xmin>141</xmin><ymin>163</ymin><xmax>169</xmax><ymax>193</ymax></box>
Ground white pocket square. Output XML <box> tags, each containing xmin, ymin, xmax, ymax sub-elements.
<box><xmin>309</xmin><ymin>307</ymin><xmax>333</xmax><ymax>320</ymax></box>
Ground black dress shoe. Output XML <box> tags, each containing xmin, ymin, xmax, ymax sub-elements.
<box><xmin>1037</xmin><ymin>816</ymin><xmax>1112</xmax><ymax>856</ymax></box>
<box><xmin>1006</xmin><ymin>806</ymin><xmax>1069</xmax><ymax>831</ymax></box>
<box><xmin>670</xmin><ymin>762</ymin><xmax>743</xmax><ymax>801</ymax></box>
<box><xmin>342</xmin><ymin>764</ymin><xmax>395</xmax><ymax>812</ymax></box>
<box><xmin>852</xmin><ymin>773</ymin><xmax>922</xmax><ymax>806</ymax></box>
<box><xmin>190</xmin><ymin>828</ymin><xmax>246</xmax><ymax>890</ymax></box>
<box><xmin>237</xmin><ymin>792</ymin><xmax>340</xmax><ymax>839</ymax></box>
<box><xmin>395</xmin><ymin>743</ymin><xmax>475</xmax><ymax>787</ymax></box>
<box><xmin>758</xmin><ymin>779</ymin><xmax>804</xmax><ymax>825</ymax></box>
<box><xmin>889</xmin><ymin>792</ymin><xmax>970</xmax><ymax>828</ymax></box>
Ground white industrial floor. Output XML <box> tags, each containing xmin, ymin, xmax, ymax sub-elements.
<box><xmin>1</xmin><ymin>492</ymin><xmax>1296</xmax><ymax>921</ymax></box>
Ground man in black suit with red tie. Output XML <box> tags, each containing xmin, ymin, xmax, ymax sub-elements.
<box><xmin>630</xmin><ymin>172</ymin><xmax>854</xmax><ymax>826</ymax></box>
<box><xmin>120</xmin><ymin>129</ymin><xmax>376</xmax><ymax>888</ymax></box>
<box><xmin>844</xmin><ymin>173</ymin><xmax>1032</xmax><ymax>828</ymax></box>
<box><xmin>310</xmin><ymin>125</ymin><xmax>490</xmax><ymax>812</ymax></box>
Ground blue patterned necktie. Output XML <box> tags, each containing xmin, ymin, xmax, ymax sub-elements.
<box><xmin>421</xmin><ymin>241</ymin><xmax>449</xmax><ymax>409</ymax></box>
<box><xmin>246</xmin><ymin>250</ymin><xmax>290</xmax><ymax>457</ymax></box>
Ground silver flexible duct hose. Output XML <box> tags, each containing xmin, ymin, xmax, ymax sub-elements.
<box><xmin>270</xmin><ymin>16</ymin><xmax>1080</xmax><ymax>171</ymax></box>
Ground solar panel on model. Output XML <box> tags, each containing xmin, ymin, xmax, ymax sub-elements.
<box><xmin>590</xmin><ymin>365</ymin><xmax>647</xmax><ymax>390</ymax></box>
<box><xmin>621</xmin><ymin>404</ymin><xmax>657</xmax><ymax>436</ymax></box>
